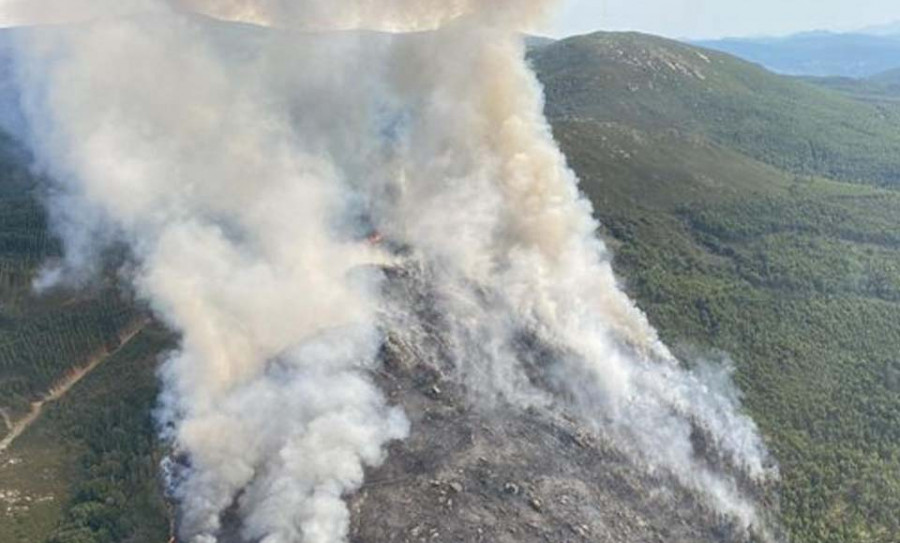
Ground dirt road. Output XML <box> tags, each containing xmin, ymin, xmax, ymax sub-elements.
<box><xmin>0</xmin><ymin>321</ymin><xmax>148</xmax><ymax>454</ymax></box>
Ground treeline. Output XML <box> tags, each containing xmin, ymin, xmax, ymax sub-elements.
<box><xmin>602</xmin><ymin>181</ymin><xmax>900</xmax><ymax>542</ymax></box>
<box><xmin>43</xmin><ymin>327</ymin><xmax>173</xmax><ymax>543</ymax></box>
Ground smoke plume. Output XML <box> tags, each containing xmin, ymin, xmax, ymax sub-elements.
<box><xmin>9</xmin><ymin>0</ymin><xmax>776</xmax><ymax>542</ymax></box>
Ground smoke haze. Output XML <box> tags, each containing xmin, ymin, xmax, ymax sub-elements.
<box><xmin>8</xmin><ymin>1</ymin><xmax>777</xmax><ymax>542</ymax></box>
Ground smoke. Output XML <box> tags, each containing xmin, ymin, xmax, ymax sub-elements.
<box><xmin>14</xmin><ymin>9</ymin><xmax>411</xmax><ymax>542</ymax></box>
<box><xmin>176</xmin><ymin>0</ymin><xmax>553</xmax><ymax>31</ymax></box>
<box><xmin>0</xmin><ymin>0</ymin><xmax>160</xmax><ymax>27</ymax></box>
<box><xmin>367</xmin><ymin>19</ymin><xmax>775</xmax><ymax>531</ymax></box>
<box><xmin>8</xmin><ymin>0</ymin><xmax>776</xmax><ymax>542</ymax></box>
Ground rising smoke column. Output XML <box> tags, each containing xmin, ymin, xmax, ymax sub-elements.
<box><xmin>11</xmin><ymin>0</ymin><xmax>776</xmax><ymax>541</ymax></box>
<box><xmin>13</xmin><ymin>5</ymin><xmax>413</xmax><ymax>542</ymax></box>
<box><xmin>333</xmin><ymin>7</ymin><xmax>774</xmax><ymax>531</ymax></box>
<box><xmin>373</xmin><ymin>21</ymin><xmax>775</xmax><ymax>531</ymax></box>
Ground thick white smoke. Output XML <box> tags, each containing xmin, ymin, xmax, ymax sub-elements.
<box><xmin>14</xmin><ymin>8</ymin><xmax>412</xmax><ymax>542</ymax></box>
<box><xmin>367</xmin><ymin>20</ymin><xmax>775</xmax><ymax>531</ymax></box>
<box><xmin>10</xmin><ymin>0</ymin><xmax>776</xmax><ymax>542</ymax></box>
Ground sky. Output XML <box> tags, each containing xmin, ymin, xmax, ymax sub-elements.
<box><xmin>551</xmin><ymin>0</ymin><xmax>900</xmax><ymax>39</ymax></box>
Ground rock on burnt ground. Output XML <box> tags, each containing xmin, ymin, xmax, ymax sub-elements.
<box><xmin>345</xmin><ymin>266</ymin><xmax>756</xmax><ymax>543</ymax></box>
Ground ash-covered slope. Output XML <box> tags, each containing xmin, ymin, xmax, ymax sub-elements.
<box><xmin>352</xmin><ymin>348</ymin><xmax>746</xmax><ymax>543</ymax></box>
<box><xmin>203</xmin><ymin>260</ymin><xmax>778</xmax><ymax>543</ymax></box>
<box><xmin>342</xmin><ymin>271</ymin><xmax>775</xmax><ymax>543</ymax></box>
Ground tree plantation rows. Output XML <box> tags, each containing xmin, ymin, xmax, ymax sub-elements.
<box><xmin>0</xmin><ymin>297</ymin><xmax>141</xmax><ymax>419</ymax></box>
<box><xmin>41</xmin><ymin>327</ymin><xmax>173</xmax><ymax>543</ymax></box>
<box><xmin>0</xmin><ymin>134</ymin><xmax>171</xmax><ymax>543</ymax></box>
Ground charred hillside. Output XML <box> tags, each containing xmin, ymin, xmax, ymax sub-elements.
<box><xmin>343</xmin><ymin>270</ymin><xmax>777</xmax><ymax>543</ymax></box>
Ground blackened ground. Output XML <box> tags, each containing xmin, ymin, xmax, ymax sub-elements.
<box><xmin>204</xmin><ymin>264</ymin><xmax>775</xmax><ymax>543</ymax></box>
<box><xmin>344</xmin><ymin>266</ymin><xmax>766</xmax><ymax>543</ymax></box>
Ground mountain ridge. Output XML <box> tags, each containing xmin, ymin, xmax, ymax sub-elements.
<box><xmin>693</xmin><ymin>31</ymin><xmax>900</xmax><ymax>77</ymax></box>
<box><xmin>532</xmin><ymin>31</ymin><xmax>900</xmax><ymax>186</ymax></box>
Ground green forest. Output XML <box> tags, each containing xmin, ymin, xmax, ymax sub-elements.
<box><xmin>535</xmin><ymin>32</ymin><xmax>900</xmax><ymax>543</ymax></box>
<box><xmin>0</xmin><ymin>138</ymin><xmax>173</xmax><ymax>542</ymax></box>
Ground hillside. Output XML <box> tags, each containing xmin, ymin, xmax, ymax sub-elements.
<box><xmin>531</xmin><ymin>32</ymin><xmax>900</xmax><ymax>186</ymax></box>
<box><xmin>0</xmin><ymin>26</ymin><xmax>899</xmax><ymax>543</ymax></box>
<box><xmin>533</xmin><ymin>31</ymin><xmax>900</xmax><ymax>543</ymax></box>
<box><xmin>801</xmin><ymin>68</ymin><xmax>900</xmax><ymax>108</ymax></box>
<box><xmin>868</xmin><ymin>67</ymin><xmax>900</xmax><ymax>85</ymax></box>
<box><xmin>694</xmin><ymin>32</ymin><xmax>900</xmax><ymax>77</ymax></box>
<box><xmin>0</xmin><ymin>137</ymin><xmax>172</xmax><ymax>542</ymax></box>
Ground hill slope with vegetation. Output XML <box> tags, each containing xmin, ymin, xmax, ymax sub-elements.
<box><xmin>0</xmin><ymin>138</ymin><xmax>172</xmax><ymax>541</ymax></box>
<box><xmin>532</xmin><ymin>31</ymin><xmax>900</xmax><ymax>543</ymax></box>
<box><xmin>801</xmin><ymin>68</ymin><xmax>900</xmax><ymax>109</ymax></box>
<box><xmin>532</xmin><ymin>32</ymin><xmax>900</xmax><ymax>186</ymax></box>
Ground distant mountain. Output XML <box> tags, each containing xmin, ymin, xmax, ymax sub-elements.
<box><xmin>693</xmin><ymin>31</ymin><xmax>900</xmax><ymax>77</ymax></box>
<box><xmin>859</xmin><ymin>20</ymin><xmax>900</xmax><ymax>36</ymax></box>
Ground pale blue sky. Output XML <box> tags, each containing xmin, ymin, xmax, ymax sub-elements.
<box><xmin>551</xmin><ymin>0</ymin><xmax>900</xmax><ymax>39</ymax></box>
